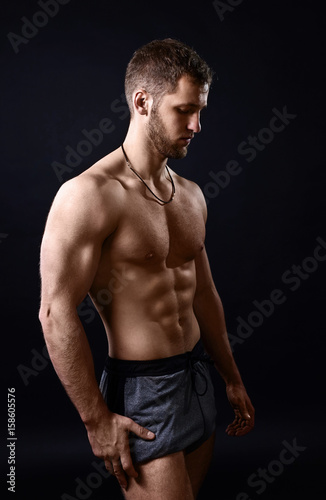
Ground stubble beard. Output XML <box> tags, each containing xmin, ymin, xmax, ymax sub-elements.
<box><xmin>147</xmin><ymin>106</ymin><xmax>188</xmax><ymax>160</ymax></box>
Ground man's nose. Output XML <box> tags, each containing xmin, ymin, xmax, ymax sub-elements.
<box><xmin>188</xmin><ymin>113</ymin><xmax>201</xmax><ymax>134</ymax></box>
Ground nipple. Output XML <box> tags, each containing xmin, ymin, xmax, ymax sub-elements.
<box><xmin>145</xmin><ymin>252</ymin><xmax>154</xmax><ymax>260</ymax></box>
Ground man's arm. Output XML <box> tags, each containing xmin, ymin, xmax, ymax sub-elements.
<box><xmin>193</xmin><ymin>246</ymin><xmax>255</xmax><ymax>436</ymax></box>
<box><xmin>39</xmin><ymin>175</ymin><xmax>154</xmax><ymax>490</ymax></box>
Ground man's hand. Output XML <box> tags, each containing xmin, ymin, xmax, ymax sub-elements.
<box><xmin>225</xmin><ymin>384</ymin><xmax>255</xmax><ymax>437</ymax></box>
<box><xmin>86</xmin><ymin>410</ymin><xmax>155</xmax><ymax>490</ymax></box>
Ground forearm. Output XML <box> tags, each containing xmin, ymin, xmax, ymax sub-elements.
<box><xmin>40</xmin><ymin>303</ymin><xmax>108</xmax><ymax>425</ymax></box>
<box><xmin>193</xmin><ymin>286</ymin><xmax>244</xmax><ymax>386</ymax></box>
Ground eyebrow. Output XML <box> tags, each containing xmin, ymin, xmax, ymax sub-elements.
<box><xmin>175</xmin><ymin>103</ymin><xmax>207</xmax><ymax>110</ymax></box>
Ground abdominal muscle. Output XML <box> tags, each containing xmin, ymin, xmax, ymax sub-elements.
<box><xmin>89</xmin><ymin>259</ymin><xmax>201</xmax><ymax>360</ymax></box>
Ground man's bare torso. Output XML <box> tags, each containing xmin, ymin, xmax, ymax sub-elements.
<box><xmin>86</xmin><ymin>148</ymin><xmax>206</xmax><ymax>360</ymax></box>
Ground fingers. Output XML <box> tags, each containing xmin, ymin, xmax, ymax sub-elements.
<box><xmin>104</xmin><ymin>453</ymin><xmax>137</xmax><ymax>491</ymax></box>
<box><xmin>112</xmin><ymin>460</ymin><xmax>128</xmax><ymax>490</ymax></box>
<box><xmin>128</xmin><ymin>419</ymin><xmax>156</xmax><ymax>441</ymax></box>
<box><xmin>226</xmin><ymin>416</ymin><xmax>253</xmax><ymax>436</ymax></box>
<box><xmin>104</xmin><ymin>460</ymin><xmax>114</xmax><ymax>476</ymax></box>
<box><xmin>120</xmin><ymin>452</ymin><xmax>138</xmax><ymax>479</ymax></box>
<box><xmin>102</xmin><ymin>417</ymin><xmax>154</xmax><ymax>490</ymax></box>
<box><xmin>226</xmin><ymin>384</ymin><xmax>255</xmax><ymax>437</ymax></box>
<box><xmin>226</xmin><ymin>406</ymin><xmax>255</xmax><ymax>437</ymax></box>
<box><xmin>104</xmin><ymin>459</ymin><xmax>129</xmax><ymax>490</ymax></box>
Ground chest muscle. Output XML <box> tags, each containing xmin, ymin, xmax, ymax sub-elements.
<box><xmin>106</xmin><ymin>195</ymin><xmax>205</xmax><ymax>269</ymax></box>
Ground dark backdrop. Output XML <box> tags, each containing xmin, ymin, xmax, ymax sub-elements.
<box><xmin>1</xmin><ymin>0</ymin><xmax>325</xmax><ymax>499</ymax></box>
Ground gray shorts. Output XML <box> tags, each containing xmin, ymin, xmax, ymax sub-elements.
<box><xmin>99</xmin><ymin>339</ymin><xmax>217</xmax><ymax>464</ymax></box>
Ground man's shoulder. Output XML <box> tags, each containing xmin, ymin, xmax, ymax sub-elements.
<box><xmin>56</xmin><ymin>149</ymin><xmax>125</xmax><ymax>204</ymax></box>
<box><xmin>44</xmin><ymin>150</ymin><xmax>126</xmax><ymax>239</ymax></box>
<box><xmin>173</xmin><ymin>170</ymin><xmax>202</xmax><ymax>192</ymax></box>
<box><xmin>49</xmin><ymin>149</ymin><xmax>126</xmax><ymax>229</ymax></box>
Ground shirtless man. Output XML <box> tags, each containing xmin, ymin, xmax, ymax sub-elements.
<box><xmin>39</xmin><ymin>39</ymin><xmax>255</xmax><ymax>499</ymax></box>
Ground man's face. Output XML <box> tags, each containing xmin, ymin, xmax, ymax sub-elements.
<box><xmin>146</xmin><ymin>75</ymin><xmax>209</xmax><ymax>159</ymax></box>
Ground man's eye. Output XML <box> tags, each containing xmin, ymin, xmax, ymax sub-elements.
<box><xmin>177</xmin><ymin>108</ymin><xmax>190</xmax><ymax>114</ymax></box>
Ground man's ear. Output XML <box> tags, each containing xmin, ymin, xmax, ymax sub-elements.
<box><xmin>133</xmin><ymin>89</ymin><xmax>151</xmax><ymax>116</ymax></box>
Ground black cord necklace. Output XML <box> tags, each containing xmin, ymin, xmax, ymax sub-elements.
<box><xmin>121</xmin><ymin>144</ymin><xmax>175</xmax><ymax>205</ymax></box>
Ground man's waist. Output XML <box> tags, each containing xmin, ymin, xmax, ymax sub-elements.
<box><xmin>103</xmin><ymin>338</ymin><xmax>212</xmax><ymax>377</ymax></box>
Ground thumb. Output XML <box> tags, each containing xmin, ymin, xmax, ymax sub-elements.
<box><xmin>239</xmin><ymin>405</ymin><xmax>251</xmax><ymax>420</ymax></box>
<box><xmin>128</xmin><ymin>420</ymin><xmax>155</xmax><ymax>440</ymax></box>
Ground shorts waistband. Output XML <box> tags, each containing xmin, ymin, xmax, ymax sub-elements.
<box><xmin>103</xmin><ymin>339</ymin><xmax>212</xmax><ymax>377</ymax></box>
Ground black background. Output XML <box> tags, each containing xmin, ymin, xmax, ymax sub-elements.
<box><xmin>1</xmin><ymin>0</ymin><xmax>325</xmax><ymax>498</ymax></box>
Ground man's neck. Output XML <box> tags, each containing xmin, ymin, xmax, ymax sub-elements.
<box><xmin>122</xmin><ymin>125</ymin><xmax>168</xmax><ymax>182</ymax></box>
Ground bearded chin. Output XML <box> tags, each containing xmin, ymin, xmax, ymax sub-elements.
<box><xmin>147</xmin><ymin>110</ymin><xmax>188</xmax><ymax>160</ymax></box>
<box><xmin>160</xmin><ymin>142</ymin><xmax>188</xmax><ymax>160</ymax></box>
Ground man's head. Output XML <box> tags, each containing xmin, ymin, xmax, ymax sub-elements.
<box><xmin>125</xmin><ymin>38</ymin><xmax>213</xmax><ymax>117</ymax></box>
<box><xmin>125</xmin><ymin>39</ymin><xmax>213</xmax><ymax>159</ymax></box>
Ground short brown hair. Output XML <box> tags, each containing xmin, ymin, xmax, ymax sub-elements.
<box><xmin>125</xmin><ymin>38</ymin><xmax>213</xmax><ymax>115</ymax></box>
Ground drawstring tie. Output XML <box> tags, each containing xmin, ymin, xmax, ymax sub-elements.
<box><xmin>184</xmin><ymin>351</ymin><xmax>213</xmax><ymax>415</ymax></box>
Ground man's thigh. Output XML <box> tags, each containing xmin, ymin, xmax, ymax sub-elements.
<box><xmin>123</xmin><ymin>451</ymin><xmax>194</xmax><ymax>500</ymax></box>
<box><xmin>185</xmin><ymin>432</ymin><xmax>216</xmax><ymax>498</ymax></box>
